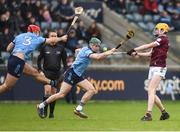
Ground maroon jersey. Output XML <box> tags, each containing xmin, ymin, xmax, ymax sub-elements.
<box><xmin>150</xmin><ymin>35</ymin><xmax>169</xmax><ymax>67</ymax></box>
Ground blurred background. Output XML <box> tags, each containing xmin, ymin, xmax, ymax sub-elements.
<box><xmin>0</xmin><ymin>0</ymin><xmax>179</xmax><ymax>101</ymax></box>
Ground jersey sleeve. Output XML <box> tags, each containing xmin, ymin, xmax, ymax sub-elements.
<box><xmin>12</xmin><ymin>37</ymin><xmax>16</xmax><ymax>45</ymax></box>
<box><xmin>154</xmin><ymin>37</ymin><xmax>164</xmax><ymax>46</ymax></box>
<box><xmin>84</xmin><ymin>49</ymin><xmax>93</xmax><ymax>57</ymax></box>
<box><xmin>37</xmin><ymin>36</ymin><xmax>46</xmax><ymax>44</ymax></box>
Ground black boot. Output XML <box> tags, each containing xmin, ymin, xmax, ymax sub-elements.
<box><xmin>160</xmin><ymin>111</ymin><xmax>170</xmax><ymax>120</ymax></box>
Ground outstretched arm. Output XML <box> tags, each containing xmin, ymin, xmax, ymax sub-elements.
<box><xmin>136</xmin><ymin>50</ymin><xmax>152</xmax><ymax>57</ymax></box>
<box><xmin>89</xmin><ymin>48</ymin><xmax>116</xmax><ymax>60</ymax></box>
<box><xmin>134</xmin><ymin>42</ymin><xmax>157</xmax><ymax>51</ymax></box>
<box><xmin>45</xmin><ymin>35</ymin><xmax>67</xmax><ymax>45</ymax></box>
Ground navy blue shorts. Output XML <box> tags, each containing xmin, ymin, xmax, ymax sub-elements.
<box><xmin>7</xmin><ymin>55</ymin><xmax>25</xmax><ymax>78</ymax></box>
<box><xmin>64</xmin><ymin>68</ymin><xmax>84</xmax><ymax>86</ymax></box>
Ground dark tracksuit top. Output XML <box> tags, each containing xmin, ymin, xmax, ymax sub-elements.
<box><xmin>37</xmin><ymin>43</ymin><xmax>67</xmax><ymax>80</ymax></box>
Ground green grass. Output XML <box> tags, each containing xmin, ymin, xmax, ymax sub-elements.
<box><xmin>0</xmin><ymin>100</ymin><xmax>180</xmax><ymax>131</ymax></box>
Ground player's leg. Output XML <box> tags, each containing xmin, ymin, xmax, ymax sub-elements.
<box><xmin>0</xmin><ymin>73</ymin><xmax>18</xmax><ymax>93</ymax></box>
<box><xmin>23</xmin><ymin>63</ymin><xmax>57</xmax><ymax>87</ymax></box>
<box><xmin>155</xmin><ymin>95</ymin><xmax>170</xmax><ymax>120</ymax></box>
<box><xmin>147</xmin><ymin>76</ymin><xmax>161</xmax><ymax>112</ymax></box>
<box><xmin>49</xmin><ymin>86</ymin><xmax>57</xmax><ymax>118</ymax></box>
<box><xmin>0</xmin><ymin>55</ymin><xmax>24</xmax><ymax>93</ymax></box>
<box><xmin>154</xmin><ymin>67</ymin><xmax>170</xmax><ymax>120</ymax></box>
<box><xmin>37</xmin><ymin>81</ymin><xmax>72</xmax><ymax>118</ymax></box>
<box><xmin>65</xmin><ymin>91</ymin><xmax>71</xmax><ymax>104</ymax></box>
<box><xmin>71</xmin><ymin>85</ymin><xmax>77</xmax><ymax>104</ymax></box>
<box><xmin>77</xmin><ymin>79</ymin><xmax>96</xmax><ymax>106</ymax></box>
<box><xmin>74</xmin><ymin>79</ymin><xmax>96</xmax><ymax>118</ymax></box>
<box><xmin>154</xmin><ymin>95</ymin><xmax>165</xmax><ymax>111</ymax></box>
<box><xmin>141</xmin><ymin>75</ymin><xmax>161</xmax><ymax>121</ymax></box>
<box><xmin>65</xmin><ymin>85</ymin><xmax>77</xmax><ymax>104</ymax></box>
<box><xmin>43</xmin><ymin>84</ymin><xmax>51</xmax><ymax>118</ymax></box>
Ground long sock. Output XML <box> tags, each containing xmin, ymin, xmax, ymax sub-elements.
<box><xmin>49</xmin><ymin>101</ymin><xmax>56</xmax><ymax>114</ymax></box>
<box><xmin>76</xmin><ymin>102</ymin><xmax>85</xmax><ymax>111</ymax></box>
<box><xmin>43</xmin><ymin>96</ymin><xmax>48</xmax><ymax>114</ymax></box>
<box><xmin>72</xmin><ymin>86</ymin><xmax>77</xmax><ymax>104</ymax></box>
<box><xmin>39</xmin><ymin>101</ymin><xmax>48</xmax><ymax>108</ymax></box>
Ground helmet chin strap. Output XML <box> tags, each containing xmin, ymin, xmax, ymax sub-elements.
<box><xmin>154</xmin><ymin>34</ymin><xmax>158</xmax><ymax>37</ymax></box>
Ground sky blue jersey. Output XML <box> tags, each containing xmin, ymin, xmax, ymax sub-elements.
<box><xmin>72</xmin><ymin>47</ymin><xmax>93</xmax><ymax>76</ymax></box>
<box><xmin>12</xmin><ymin>32</ymin><xmax>45</xmax><ymax>60</ymax></box>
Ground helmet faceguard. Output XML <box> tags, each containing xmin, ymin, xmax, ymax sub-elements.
<box><xmin>89</xmin><ymin>37</ymin><xmax>101</xmax><ymax>53</ymax></box>
<box><xmin>153</xmin><ymin>23</ymin><xmax>169</xmax><ymax>36</ymax></box>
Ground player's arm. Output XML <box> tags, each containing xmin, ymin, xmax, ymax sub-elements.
<box><xmin>45</xmin><ymin>35</ymin><xmax>68</xmax><ymax>45</ymax></box>
<box><xmin>127</xmin><ymin>42</ymin><xmax>158</xmax><ymax>56</ymax></box>
<box><xmin>134</xmin><ymin>42</ymin><xmax>158</xmax><ymax>51</ymax></box>
<box><xmin>89</xmin><ymin>48</ymin><xmax>116</xmax><ymax>60</ymax></box>
<box><xmin>6</xmin><ymin>42</ymin><xmax>14</xmax><ymax>53</ymax></box>
<box><xmin>136</xmin><ymin>50</ymin><xmax>152</xmax><ymax>57</ymax></box>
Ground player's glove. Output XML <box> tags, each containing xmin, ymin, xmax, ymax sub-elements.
<box><xmin>127</xmin><ymin>49</ymin><xmax>137</xmax><ymax>56</ymax></box>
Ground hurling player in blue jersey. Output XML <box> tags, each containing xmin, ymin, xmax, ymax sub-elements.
<box><xmin>0</xmin><ymin>24</ymin><xmax>67</xmax><ymax>94</ymax></box>
<box><xmin>37</xmin><ymin>37</ymin><xmax>116</xmax><ymax>119</ymax></box>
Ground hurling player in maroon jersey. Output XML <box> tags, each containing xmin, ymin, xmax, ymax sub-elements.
<box><xmin>127</xmin><ymin>23</ymin><xmax>170</xmax><ymax>121</ymax></box>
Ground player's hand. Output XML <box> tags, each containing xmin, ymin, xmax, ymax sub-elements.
<box><xmin>109</xmin><ymin>48</ymin><xmax>117</xmax><ymax>54</ymax></box>
<box><xmin>131</xmin><ymin>52</ymin><xmax>138</xmax><ymax>57</ymax></box>
<box><xmin>127</xmin><ymin>49</ymin><xmax>137</xmax><ymax>56</ymax></box>
<box><xmin>105</xmin><ymin>48</ymin><xmax>117</xmax><ymax>56</ymax></box>
<box><xmin>60</xmin><ymin>35</ymin><xmax>68</xmax><ymax>42</ymax></box>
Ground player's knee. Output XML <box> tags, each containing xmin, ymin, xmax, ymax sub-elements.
<box><xmin>89</xmin><ymin>88</ymin><xmax>96</xmax><ymax>95</ymax></box>
<box><xmin>45</xmin><ymin>91</ymin><xmax>51</xmax><ymax>96</ymax></box>
<box><xmin>148</xmin><ymin>89</ymin><xmax>155</xmax><ymax>95</ymax></box>
<box><xmin>3</xmin><ymin>83</ymin><xmax>12</xmax><ymax>91</ymax></box>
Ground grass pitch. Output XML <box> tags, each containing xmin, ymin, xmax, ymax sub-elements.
<box><xmin>0</xmin><ymin>100</ymin><xmax>179</xmax><ymax>131</ymax></box>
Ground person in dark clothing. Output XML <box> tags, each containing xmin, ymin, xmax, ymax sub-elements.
<box><xmin>66</xmin><ymin>29</ymin><xmax>80</xmax><ymax>53</ymax></box>
<box><xmin>0</xmin><ymin>28</ymin><xmax>13</xmax><ymax>51</ymax></box>
<box><xmin>86</xmin><ymin>21</ymin><xmax>101</xmax><ymax>41</ymax></box>
<box><xmin>37</xmin><ymin>30</ymin><xmax>67</xmax><ymax>118</ymax></box>
<box><xmin>53</xmin><ymin>0</ymin><xmax>74</xmax><ymax>22</ymax></box>
<box><xmin>76</xmin><ymin>20</ymin><xmax>87</xmax><ymax>42</ymax></box>
<box><xmin>20</xmin><ymin>0</ymin><xmax>32</xmax><ymax>20</ymax></box>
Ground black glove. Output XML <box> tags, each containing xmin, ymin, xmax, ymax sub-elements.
<box><xmin>127</xmin><ymin>49</ymin><xmax>136</xmax><ymax>56</ymax></box>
